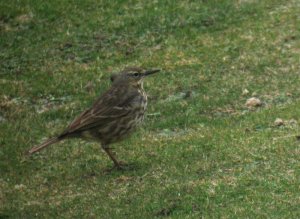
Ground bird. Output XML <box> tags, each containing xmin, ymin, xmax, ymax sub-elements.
<box><xmin>28</xmin><ymin>66</ymin><xmax>160</xmax><ymax>169</ymax></box>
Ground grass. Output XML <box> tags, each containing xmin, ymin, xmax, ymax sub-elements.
<box><xmin>1</xmin><ymin>0</ymin><xmax>300</xmax><ymax>218</ymax></box>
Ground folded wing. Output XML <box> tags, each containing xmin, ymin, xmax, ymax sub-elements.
<box><xmin>60</xmin><ymin>85</ymin><xmax>139</xmax><ymax>136</ymax></box>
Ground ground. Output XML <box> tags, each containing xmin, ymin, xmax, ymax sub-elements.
<box><xmin>1</xmin><ymin>0</ymin><xmax>300</xmax><ymax>218</ymax></box>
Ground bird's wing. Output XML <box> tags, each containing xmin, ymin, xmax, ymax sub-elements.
<box><xmin>61</xmin><ymin>86</ymin><xmax>138</xmax><ymax>135</ymax></box>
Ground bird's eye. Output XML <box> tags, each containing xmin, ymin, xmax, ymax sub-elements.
<box><xmin>133</xmin><ymin>73</ymin><xmax>139</xmax><ymax>77</ymax></box>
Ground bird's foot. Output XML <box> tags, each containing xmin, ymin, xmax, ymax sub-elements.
<box><xmin>114</xmin><ymin>161</ymin><xmax>130</xmax><ymax>170</ymax></box>
<box><xmin>103</xmin><ymin>161</ymin><xmax>137</xmax><ymax>173</ymax></box>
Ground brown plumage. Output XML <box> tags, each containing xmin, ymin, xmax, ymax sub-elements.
<box><xmin>29</xmin><ymin>67</ymin><xmax>160</xmax><ymax>168</ymax></box>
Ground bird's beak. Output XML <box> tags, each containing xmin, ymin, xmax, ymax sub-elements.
<box><xmin>144</xmin><ymin>68</ymin><xmax>161</xmax><ymax>76</ymax></box>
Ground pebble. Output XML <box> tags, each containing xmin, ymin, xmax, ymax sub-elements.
<box><xmin>274</xmin><ymin>118</ymin><xmax>284</xmax><ymax>126</ymax></box>
<box><xmin>245</xmin><ymin>97</ymin><xmax>262</xmax><ymax>108</ymax></box>
<box><xmin>242</xmin><ymin>89</ymin><xmax>249</xmax><ymax>96</ymax></box>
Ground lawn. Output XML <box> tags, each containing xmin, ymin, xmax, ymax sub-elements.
<box><xmin>1</xmin><ymin>0</ymin><xmax>300</xmax><ymax>218</ymax></box>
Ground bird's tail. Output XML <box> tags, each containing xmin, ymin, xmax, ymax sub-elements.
<box><xmin>28</xmin><ymin>137</ymin><xmax>61</xmax><ymax>154</ymax></box>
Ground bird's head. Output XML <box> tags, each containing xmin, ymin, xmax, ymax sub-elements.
<box><xmin>110</xmin><ymin>67</ymin><xmax>160</xmax><ymax>86</ymax></box>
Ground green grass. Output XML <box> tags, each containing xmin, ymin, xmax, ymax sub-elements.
<box><xmin>1</xmin><ymin>0</ymin><xmax>300</xmax><ymax>218</ymax></box>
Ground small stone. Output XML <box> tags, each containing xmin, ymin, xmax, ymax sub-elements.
<box><xmin>245</xmin><ymin>97</ymin><xmax>262</xmax><ymax>108</ymax></box>
<box><xmin>288</xmin><ymin>119</ymin><xmax>297</xmax><ymax>126</ymax></box>
<box><xmin>274</xmin><ymin>118</ymin><xmax>284</xmax><ymax>126</ymax></box>
<box><xmin>242</xmin><ymin>89</ymin><xmax>249</xmax><ymax>96</ymax></box>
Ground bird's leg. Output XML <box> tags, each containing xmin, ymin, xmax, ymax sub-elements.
<box><xmin>102</xmin><ymin>146</ymin><xmax>123</xmax><ymax>169</ymax></box>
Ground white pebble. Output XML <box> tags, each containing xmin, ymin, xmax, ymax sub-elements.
<box><xmin>245</xmin><ymin>97</ymin><xmax>262</xmax><ymax>107</ymax></box>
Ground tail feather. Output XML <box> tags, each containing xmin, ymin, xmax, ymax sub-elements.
<box><xmin>28</xmin><ymin>137</ymin><xmax>60</xmax><ymax>154</ymax></box>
